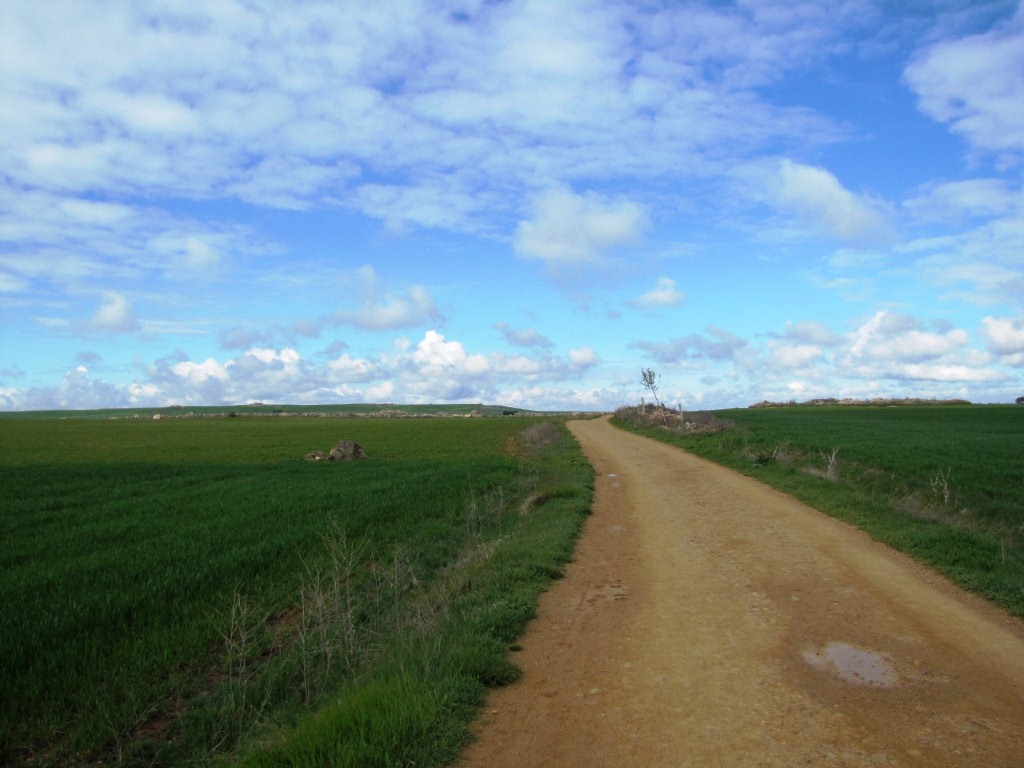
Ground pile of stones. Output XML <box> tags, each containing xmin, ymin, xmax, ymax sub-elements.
<box><xmin>304</xmin><ymin>440</ymin><xmax>368</xmax><ymax>462</ymax></box>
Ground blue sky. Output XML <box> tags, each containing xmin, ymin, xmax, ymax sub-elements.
<box><xmin>2</xmin><ymin>0</ymin><xmax>1023</xmax><ymax>411</ymax></box>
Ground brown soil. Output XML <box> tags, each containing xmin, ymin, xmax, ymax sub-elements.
<box><xmin>458</xmin><ymin>417</ymin><xmax>1024</xmax><ymax>767</ymax></box>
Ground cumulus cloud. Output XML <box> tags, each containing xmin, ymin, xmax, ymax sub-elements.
<box><xmin>847</xmin><ymin>310</ymin><xmax>968</xmax><ymax>363</ymax></box>
<box><xmin>982</xmin><ymin>316</ymin><xmax>1024</xmax><ymax>365</ymax></box>
<box><xmin>411</xmin><ymin>330</ymin><xmax>489</xmax><ymax>376</ymax></box>
<box><xmin>905</xmin><ymin>13</ymin><xmax>1024</xmax><ymax>158</ymax></box>
<box><xmin>632</xmin><ymin>276</ymin><xmax>684</xmax><ymax>309</ymax></box>
<box><xmin>770</xmin><ymin>159</ymin><xmax>893</xmax><ymax>245</ymax></box>
<box><xmin>2</xmin><ymin>327</ymin><xmax>616</xmax><ymax>410</ymax></box>
<box><xmin>327</xmin><ymin>353</ymin><xmax>382</xmax><ymax>382</ymax></box>
<box><xmin>171</xmin><ymin>357</ymin><xmax>230</xmax><ymax>385</ymax></box>
<box><xmin>2</xmin><ymin>365</ymin><xmax>129</xmax><ymax>411</ymax></box>
<box><xmin>832</xmin><ymin>309</ymin><xmax>1008</xmax><ymax>385</ymax></box>
<box><xmin>514</xmin><ymin>187</ymin><xmax>648</xmax><ymax>268</ymax></box>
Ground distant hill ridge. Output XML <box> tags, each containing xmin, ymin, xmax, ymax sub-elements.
<box><xmin>0</xmin><ymin>403</ymin><xmax>554</xmax><ymax>420</ymax></box>
<box><xmin>748</xmin><ymin>397</ymin><xmax>972</xmax><ymax>408</ymax></box>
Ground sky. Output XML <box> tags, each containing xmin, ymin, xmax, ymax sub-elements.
<box><xmin>1</xmin><ymin>0</ymin><xmax>1023</xmax><ymax>412</ymax></box>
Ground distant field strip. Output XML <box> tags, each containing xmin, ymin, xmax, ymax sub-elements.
<box><xmin>0</xmin><ymin>417</ymin><xmax>593</xmax><ymax>767</ymax></box>
<box><xmin>613</xmin><ymin>405</ymin><xmax>1024</xmax><ymax>618</ymax></box>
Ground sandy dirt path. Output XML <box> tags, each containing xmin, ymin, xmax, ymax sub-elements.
<box><xmin>458</xmin><ymin>417</ymin><xmax>1024</xmax><ymax>767</ymax></box>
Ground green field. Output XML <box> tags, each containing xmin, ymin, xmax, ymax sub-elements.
<box><xmin>0</xmin><ymin>416</ymin><xmax>593</xmax><ymax>766</ymax></box>
<box><xmin>613</xmin><ymin>404</ymin><xmax>1024</xmax><ymax>618</ymax></box>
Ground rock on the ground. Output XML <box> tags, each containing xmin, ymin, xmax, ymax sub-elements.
<box><xmin>328</xmin><ymin>440</ymin><xmax>367</xmax><ymax>461</ymax></box>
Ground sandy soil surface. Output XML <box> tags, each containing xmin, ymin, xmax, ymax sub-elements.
<box><xmin>458</xmin><ymin>416</ymin><xmax>1024</xmax><ymax>767</ymax></box>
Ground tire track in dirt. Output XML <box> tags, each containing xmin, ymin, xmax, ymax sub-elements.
<box><xmin>458</xmin><ymin>417</ymin><xmax>1024</xmax><ymax>767</ymax></box>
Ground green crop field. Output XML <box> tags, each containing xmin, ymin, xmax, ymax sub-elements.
<box><xmin>0</xmin><ymin>416</ymin><xmax>594</xmax><ymax>767</ymax></box>
<box><xmin>613</xmin><ymin>404</ymin><xmax>1024</xmax><ymax>618</ymax></box>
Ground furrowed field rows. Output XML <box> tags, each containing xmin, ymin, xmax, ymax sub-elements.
<box><xmin>0</xmin><ymin>417</ymin><xmax>594</xmax><ymax>767</ymax></box>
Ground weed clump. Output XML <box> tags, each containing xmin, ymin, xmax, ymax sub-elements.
<box><xmin>519</xmin><ymin>420</ymin><xmax>561</xmax><ymax>449</ymax></box>
<box><xmin>613</xmin><ymin>405</ymin><xmax>733</xmax><ymax>435</ymax></box>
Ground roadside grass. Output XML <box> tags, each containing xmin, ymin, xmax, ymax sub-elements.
<box><xmin>612</xmin><ymin>404</ymin><xmax>1024</xmax><ymax>619</ymax></box>
<box><xmin>0</xmin><ymin>417</ymin><xmax>593</xmax><ymax>766</ymax></box>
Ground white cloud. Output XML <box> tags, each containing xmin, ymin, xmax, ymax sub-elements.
<box><xmin>982</xmin><ymin>316</ymin><xmax>1024</xmax><ymax>365</ymax></box>
<box><xmin>494</xmin><ymin>322</ymin><xmax>553</xmax><ymax>348</ymax></box>
<box><xmin>4</xmin><ymin>365</ymin><xmax>129</xmax><ymax>410</ymax></box>
<box><xmin>904</xmin><ymin>178</ymin><xmax>1020</xmax><ymax>222</ymax></box>
<box><xmin>568</xmin><ymin>347</ymin><xmax>599</xmax><ymax>368</ymax></box>
<box><xmin>350</xmin><ymin>181</ymin><xmax>489</xmax><ymax>234</ymax></box>
<box><xmin>59</xmin><ymin>198</ymin><xmax>133</xmax><ymax>225</ymax></box>
<box><xmin>0</xmin><ymin>272</ymin><xmax>30</xmax><ymax>293</ymax></box>
<box><xmin>0</xmin><ymin>0</ymin><xmax>857</xmax><ymax>230</ymax></box>
<box><xmin>171</xmin><ymin>358</ymin><xmax>230</xmax><ymax>384</ymax></box>
<box><xmin>1</xmin><ymin>327</ymin><xmax>618</xmax><ymax>410</ymax></box>
<box><xmin>411</xmin><ymin>330</ymin><xmax>489</xmax><ymax>376</ymax></box>
<box><xmin>633</xmin><ymin>276</ymin><xmax>684</xmax><ymax>308</ymax></box>
<box><xmin>330</xmin><ymin>265</ymin><xmax>441</xmax><ymax>331</ymax></box>
<box><xmin>365</xmin><ymin>380</ymin><xmax>395</xmax><ymax>402</ymax></box>
<box><xmin>80</xmin><ymin>90</ymin><xmax>200</xmax><ymax>135</ymax></box>
<box><xmin>244</xmin><ymin>348</ymin><xmax>300</xmax><ymax>367</ymax></box>
<box><xmin>830</xmin><ymin>310</ymin><xmax>1009</xmax><ymax>387</ymax></box>
<box><xmin>633</xmin><ymin>326</ymin><xmax>750</xmax><ymax>365</ymax></box>
<box><xmin>779</xmin><ymin>320</ymin><xmax>840</xmax><ymax>346</ymax></box>
<box><xmin>0</xmin><ymin>187</ymin><xmax>266</xmax><ymax>296</ymax></box>
<box><xmin>893</xmin><ymin>361</ymin><xmax>1005</xmax><ymax>383</ymax></box>
<box><xmin>514</xmin><ymin>187</ymin><xmax>648</xmax><ymax>267</ymax></box>
<box><xmin>767</xmin><ymin>342</ymin><xmax>823</xmax><ymax>369</ymax></box>
<box><xmin>771</xmin><ymin>159</ymin><xmax>893</xmax><ymax>244</ymax></box>
<box><xmin>327</xmin><ymin>353</ymin><xmax>382</xmax><ymax>382</ymax></box>
<box><xmin>905</xmin><ymin>15</ymin><xmax>1024</xmax><ymax>158</ymax></box>
<box><xmin>847</xmin><ymin>310</ymin><xmax>968</xmax><ymax>363</ymax></box>
<box><xmin>91</xmin><ymin>291</ymin><xmax>139</xmax><ymax>333</ymax></box>
<box><xmin>900</xmin><ymin>205</ymin><xmax>1024</xmax><ymax>305</ymax></box>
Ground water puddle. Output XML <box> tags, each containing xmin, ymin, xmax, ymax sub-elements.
<box><xmin>803</xmin><ymin>642</ymin><xmax>898</xmax><ymax>687</ymax></box>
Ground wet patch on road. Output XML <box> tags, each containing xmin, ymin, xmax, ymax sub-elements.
<box><xmin>802</xmin><ymin>642</ymin><xmax>899</xmax><ymax>687</ymax></box>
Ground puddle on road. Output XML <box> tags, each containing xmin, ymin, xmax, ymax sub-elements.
<box><xmin>803</xmin><ymin>642</ymin><xmax>898</xmax><ymax>687</ymax></box>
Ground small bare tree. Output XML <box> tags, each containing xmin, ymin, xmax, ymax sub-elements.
<box><xmin>640</xmin><ymin>367</ymin><xmax>668</xmax><ymax>426</ymax></box>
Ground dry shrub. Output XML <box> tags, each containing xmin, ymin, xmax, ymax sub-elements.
<box><xmin>520</xmin><ymin>421</ymin><xmax>560</xmax><ymax>449</ymax></box>
<box><xmin>614</xmin><ymin>405</ymin><xmax>733</xmax><ymax>435</ymax></box>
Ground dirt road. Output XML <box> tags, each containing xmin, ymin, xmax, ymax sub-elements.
<box><xmin>458</xmin><ymin>417</ymin><xmax>1024</xmax><ymax>767</ymax></box>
